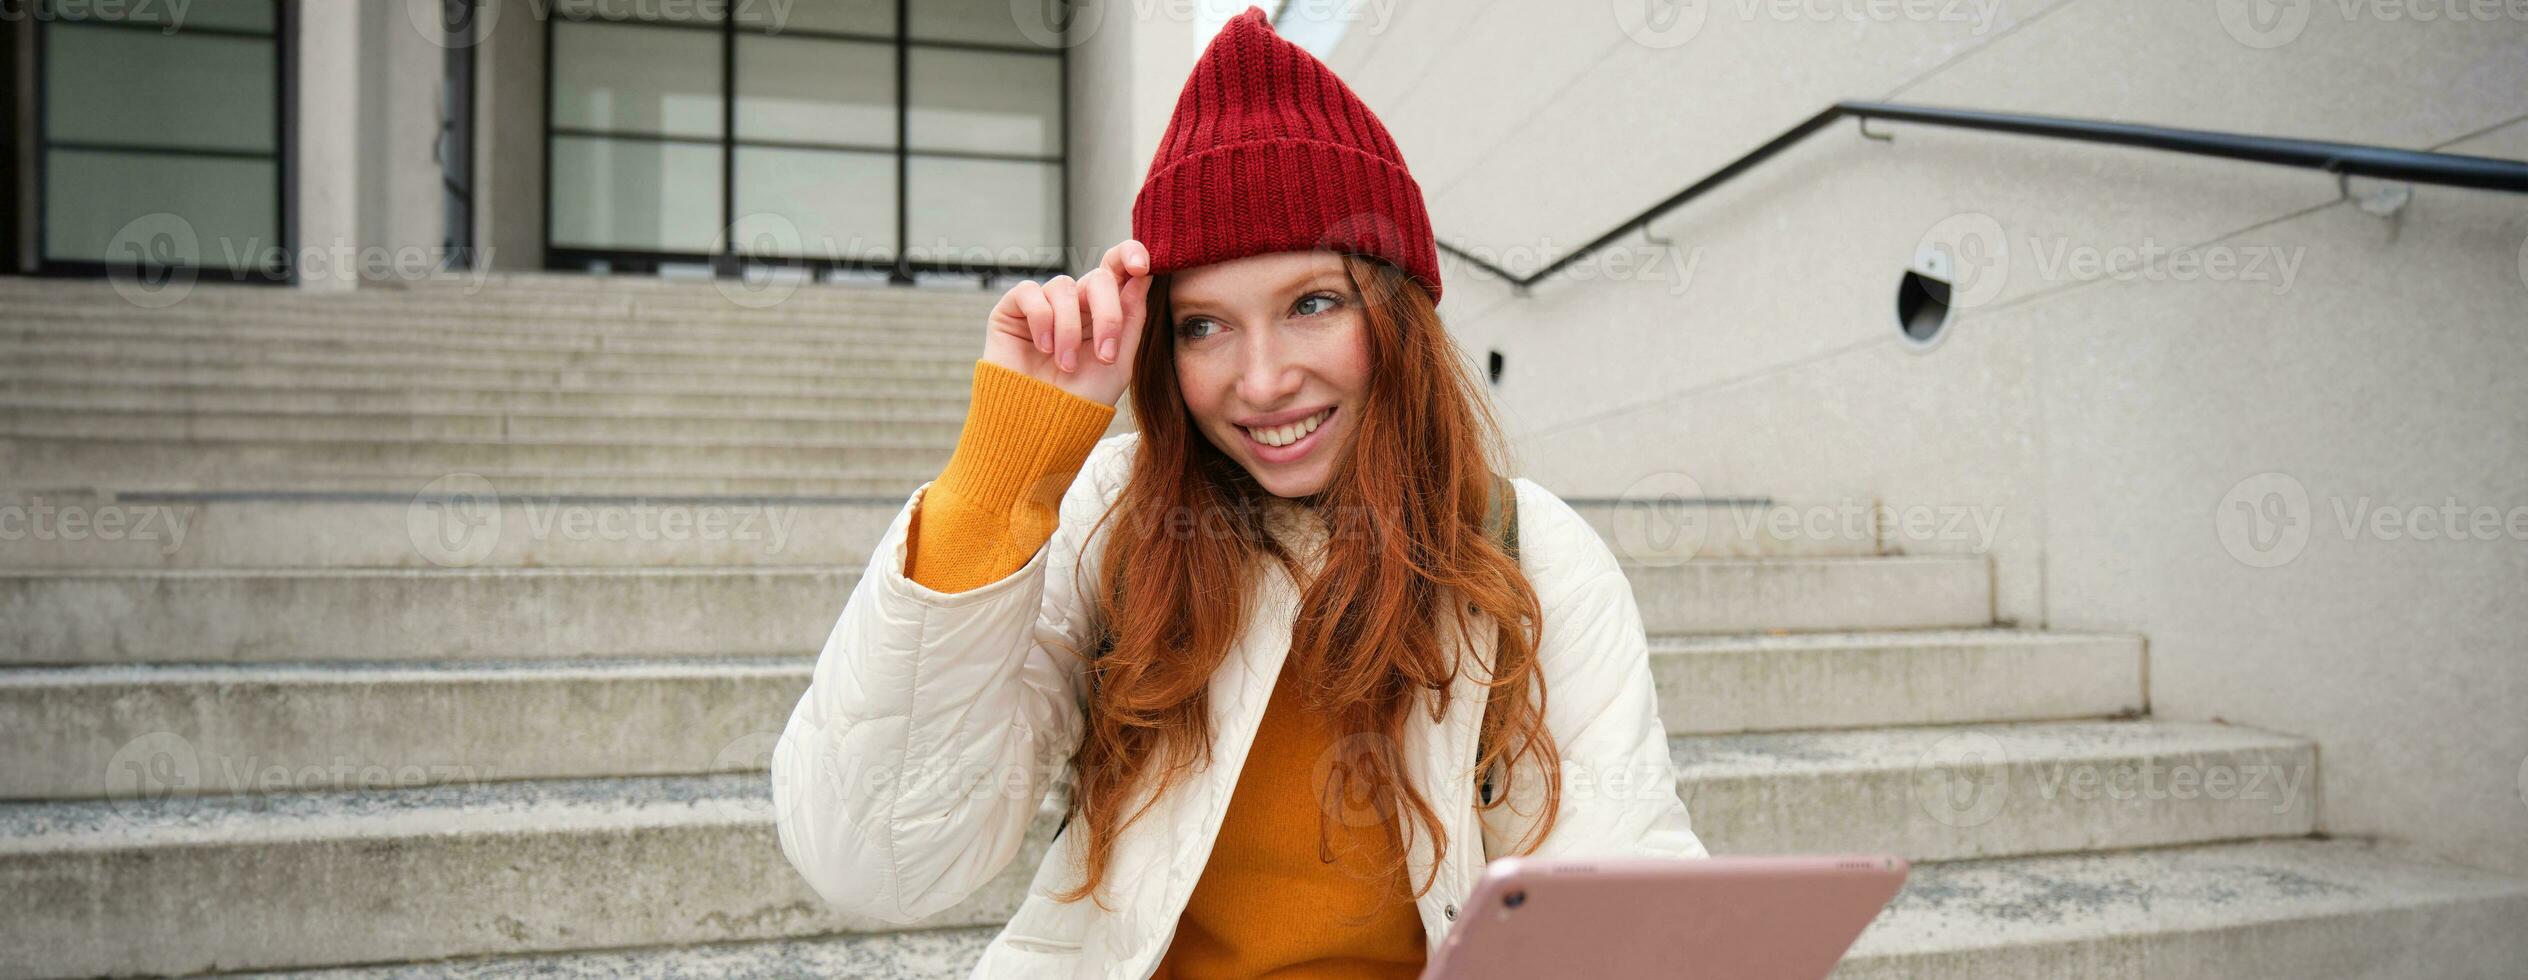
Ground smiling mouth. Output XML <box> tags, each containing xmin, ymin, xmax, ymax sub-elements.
<box><xmin>1241</xmin><ymin>406</ymin><xmax>1334</xmax><ymax>448</ymax></box>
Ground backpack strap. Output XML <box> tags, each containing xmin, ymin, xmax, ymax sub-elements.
<box><xmin>1482</xmin><ymin>471</ymin><xmax>1520</xmax><ymax>564</ymax></box>
<box><xmin>1477</xmin><ymin>471</ymin><xmax>1519</xmax><ymax>807</ymax></box>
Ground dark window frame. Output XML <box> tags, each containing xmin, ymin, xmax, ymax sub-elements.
<box><xmin>28</xmin><ymin>0</ymin><xmax>293</xmax><ymax>284</ymax></box>
<box><xmin>539</xmin><ymin>0</ymin><xmax>1070</xmax><ymax>285</ymax></box>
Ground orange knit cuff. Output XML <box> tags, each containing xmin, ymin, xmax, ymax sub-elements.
<box><xmin>905</xmin><ymin>359</ymin><xmax>1118</xmax><ymax>593</ymax></box>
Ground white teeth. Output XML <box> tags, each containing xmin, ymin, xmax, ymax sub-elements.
<box><xmin>1245</xmin><ymin>408</ymin><xmax>1330</xmax><ymax>448</ymax></box>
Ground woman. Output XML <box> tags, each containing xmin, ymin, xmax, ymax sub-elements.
<box><xmin>771</xmin><ymin>8</ymin><xmax>1704</xmax><ymax>978</ymax></box>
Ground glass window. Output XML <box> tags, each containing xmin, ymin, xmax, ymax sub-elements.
<box><xmin>910</xmin><ymin>0</ymin><xmax>1063</xmax><ymax>48</ymax></box>
<box><xmin>37</xmin><ymin>3</ymin><xmax>283</xmax><ymax>274</ymax></box>
<box><xmin>48</xmin><ymin>0</ymin><xmax>276</xmax><ymax>32</ymax></box>
<box><xmin>549</xmin><ymin>136</ymin><xmax>725</xmax><ymax>252</ymax></box>
<box><xmin>908</xmin><ymin>48</ymin><xmax>1061</xmax><ymax>157</ymax></box>
<box><xmin>906</xmin><ymin>157</ymin><xmax>1062</xmax><ymax>267</ymax></box>
<box><xmin>740</xmin><ymin>0</ymin><xmax>892</xmax><ymax>35</ymax></box>
<box><xmin>45</xmin><ymin>26</ymin><xmax>276</xmax><ymax>152</ymax></box>
<box><xmin>551</xmin><ymin>21</ymin><xmax>725</xmax><ymax>139</ymax></box>
<box><xmin>44</xmin><ymin>150</ymin><xmax>278</xmax><ymax>265</ymax></box>
<box><xmin>545</xmin><ymin>3</ymin><xmax>1066</xmax><ymax>274</ymax></box>
<box><xmin>551</xmin><ymin>0</ymin><xmax>723</xmax><ymax>25</ymax></box>
<box><xmin>733</xmin><ymin>147</ymin><xmax>897</xmax><ymax>261</ymax></box>
<box><xmin>735</xmin><ymin>35</ymin><xmax>893</xmax><ymax>146</ymax></box>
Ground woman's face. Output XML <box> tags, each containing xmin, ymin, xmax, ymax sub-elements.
<box><xmin>1169</xmin><ymin>249</ymin><xmax>1371</xmax><ymax>500</ymax></box>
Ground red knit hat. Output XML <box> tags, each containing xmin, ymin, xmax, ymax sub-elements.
<box><xmin>1131</xmin><ymin>5</ymin><xmax>1443</xmax><ymax>305</ymax></box>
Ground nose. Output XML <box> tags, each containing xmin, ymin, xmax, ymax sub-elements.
<box><xmin>1234</xmin><ymin>325</ymin><xmax>1304</xmax><ymax>408</ymax></box>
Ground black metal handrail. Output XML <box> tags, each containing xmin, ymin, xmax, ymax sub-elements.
<box><xmin>1442</xmin><ymin>100</ymin><xmax>2528</xmax><ymax>292</ymax></box>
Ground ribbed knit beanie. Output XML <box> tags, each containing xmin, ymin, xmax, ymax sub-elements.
<box><xmin>1131</xmin><ymin>4</ymin><xmax>1443</xmax><ymax>305</ymax></box>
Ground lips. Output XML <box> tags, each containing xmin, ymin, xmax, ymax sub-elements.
<box><xmin>1241</xmin><ymin>406</ymin><xmax>1332</xmax><ymax>447</ymax></box>
<box><xmin>1240</xmin><ymin>405</ymin><xmax>1336</xmax><ymax>463</ymax></box>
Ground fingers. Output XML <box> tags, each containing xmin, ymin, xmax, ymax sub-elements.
<box><xmin>1093</xmin><ymin>240</ymin><xmax>1151</xmax><ymax>365</ymax></box>
<box><xmin>1045</xmin><ymin>275</ymin><xmax>1082</xmax><ymax>372</ymax></box>
<box><xmin>1005</xmin><ymin>279</ymin><xmax>1054</xmax><ymax>354</ymax></box>
<box><xmin>1082</xmin><ymin>268</ymin><xmax>1123</xmax><ymax>365</ymax></box>
<box><xmin>1100</xmin><ymin>239</ymin><xmax>1149</xmax><ymax>283</ymax></box>
<box><xmin>1119</xmin><ymin>273</ymin><xmax>1151</xmax><ymax>357</ymax></box>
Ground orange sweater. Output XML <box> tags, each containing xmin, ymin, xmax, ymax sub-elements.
<box><xmin>909</xmin><ymin>359</ymin><xmax>1427</xmax><ymax>978</ymax></box>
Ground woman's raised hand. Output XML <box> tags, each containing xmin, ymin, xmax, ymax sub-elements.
<box><xmin>982</xmin><ymin>239</ymin><xmax>1153</xmax><ymax>408</ymax></box>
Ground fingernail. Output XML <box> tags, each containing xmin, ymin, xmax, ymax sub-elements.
<box><xmin>1060</xmin><ymin>348</ymin><xmax>1073</xmax><ymax>371</ymax></box>
<box><xmin>1099</xmin><ymin>338</ymin><xmax>1118</xmax><ymax>362</ymax></box>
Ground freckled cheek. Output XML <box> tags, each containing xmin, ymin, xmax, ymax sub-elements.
<box><xmin>1174</xmin><ymin>355</ymin><xmax>1233</xmax><ymax>435</ymax></box>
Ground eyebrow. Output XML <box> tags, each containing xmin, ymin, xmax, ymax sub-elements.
<box><xmin>1173</xmin><ymin>267</ymin><xmax>1351</xmax><ymax>312</ymax></box>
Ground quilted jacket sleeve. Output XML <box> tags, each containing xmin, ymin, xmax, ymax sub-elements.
<box><xmin>770</xmin><ymin>432</ymin><xmax>1136</xmax><ymax>925</ymax></box>
<box><xmin>1479</xmin><ymin>478</ymin><xmax>1710</xmax><ymax>863</ymax></box>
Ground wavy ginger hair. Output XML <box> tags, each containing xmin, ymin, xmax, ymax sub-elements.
<box><xmin>1046</xmin><ymin>253</ymin><xmax>1559</xmax><ymax>918</ymax></box>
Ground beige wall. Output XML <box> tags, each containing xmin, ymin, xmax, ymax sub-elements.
<box><xmin>292</xmin><ymin>0</ymin><xmax>468</xmax><ymax>287</ymax></box>
<box><xmin>1312</xmin><ymin>1</ymin><xmax>2528</xmax><ymax>874</ymax></box>
<box><xmin>1065</xmin><ymin>2</ymin><xmax>1199</xmax><ymax>267</ymax></box>
<box><xmin>1065</xmin><ymin>1</ymin><xmax>1204</xmax><ymax>433</ymax></box>
<box><xmin>474</xmin><ymin>0</ymin><xmax>546</xmax><ymax>271</ymax></box>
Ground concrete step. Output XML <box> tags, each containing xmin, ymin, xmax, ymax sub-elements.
<box><xmin>0</xmin><ymin>304</ymin><xmax>998</xmax><ymax>343</ymax></box>
<box><xmin>5</xmin><ymin>466</ymin><xmax>941</xmax><ymax>497</ymax></box>
<box><xmin>219</xmin><ymin>840</ymin><xmax>2528</xmax><ymax>980</ymax></box>
<box><xmin>0</xmin><ymin>375</ymin><xmax>978</xmax><ymax>418</ymax></box>
<box><xmin>1651</xmin><ymin>630</ymin><xmax>2144</xmax><ymax>734</ymax></box>
<box><xmin>0</xmin><ymin>720</ymin><xmax>2326</xmax><ymax>975</ymax></box>
<box><xmin>0</xmin><ymin>337</ymin><xmax>981</xmax><ymax>381</ymax></box>
<box><xmin>0</xmin><ymin>315</ymin><xmax>981</xmax><ymax>361</ymax></box>
<box><xmin>1</xmin><ymin>354</ymin><xmax>977</xmax><ymax>399</ymax></box>
<box><xmin>0</xmin><ymin>772</ymin><xmax>1051</xmax><ymax>978</ymax></box>
<box><xmin>0</xmin><ymin>275</ymin><xmax>1006</xmax><ymax>320</ymax></box>
<box><xmin>0</xmin><ymin>629</ymin><xmax>2137</xmax><ymax>800</ymax></box>
<box><xmin>0</xmin><ymin>558</ymin><xmax>1973</xmax><ymax>666</ymax></box>
<box><xmin>1565</xmin><ymin>495</ymin><xmax>1882</xmax><ymax>559</ymax></box>
<box><xmin>1673</xmin><ymin>720</ymin><xmax>2316</xmax><ymax>861</ymax></box>
<box><xmin>0</xmin><ymin>566</ymin><xmax>865</xmax><ymax>666</ymax></box>
<box><xmin>0</xmin><ymin>490</ymin><xmax>905</xmax><ymax>569</ymax></box>
<box><xmin>0</xmin><ymin>432</ymin><xmax>956</xmax><ymax>486</ymax></box>
<box><xmin>1628</xmin><ymin>555</ymin><xmax>1991</xmax><ymax>634</ymax></box>
<box><xmin>0</xmin><ymin>403</ymin><xmax>967</xmax><ymax>445</ymax></box>
<box><xmin>0</xmin><ymin>656</ymin><xmax>813</xmax><ymax>799</ymax></box>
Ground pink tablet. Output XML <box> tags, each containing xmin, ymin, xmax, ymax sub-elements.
<box><xmin>1421</xmin><ymin>854</ymin><xmax>1910</xmax><ymax>980</ymax></box>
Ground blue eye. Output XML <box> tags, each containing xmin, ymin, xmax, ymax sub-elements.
<box><xmin>1178</xmin><ymin>292</ymin><xmax>1339</xmax><ymax>340</ymax></box>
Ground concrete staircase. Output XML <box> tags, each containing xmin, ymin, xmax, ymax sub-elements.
<box><xmin>1</xmin><ymin>276</ymin><xmax>2521</xmax><ymax>978</ymax></box>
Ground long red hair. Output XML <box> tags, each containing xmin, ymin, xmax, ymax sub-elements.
<box><xmin>1046</xmin><ymin>254</ymin><xmax>1558</xmax><ymax>915</ymax></box>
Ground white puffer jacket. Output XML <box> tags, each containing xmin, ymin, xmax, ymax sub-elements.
<box><xmin>771</xmin><ymin>431</ymin><xmax>1707</xmax><ymax>979</ymax></box>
